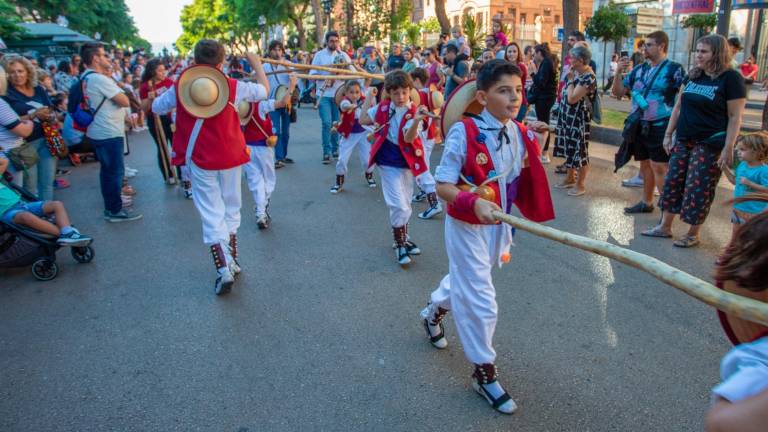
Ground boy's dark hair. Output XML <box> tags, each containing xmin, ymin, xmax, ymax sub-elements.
<box><xmin>268</xmin><ymin>40</ymin><xmax>284</xmax><ymax>52</ymax></box>
<box><xmin>344</xmin><ymin>80</ymin><xmax>362</xmax><ymax>93</ymax></box>
<box><xmin>80</xmin><ymin>42</ymin><xmax>103</xmax><ymax>66</ymax></box>
<box><xmin>194</xmin><ymin>39</ymin><xmax>225</xmax><ymax>66</ymax></box>
<box><xmin>384</xmin><ymin>70</ymin><xmax>413</xmax><ymax>92</ymax></box>
<box><xmin>534</xmin><ymin>43</ymin><xmax>550</xmax><ymax>58</ymax></box>
<box><xmin>715</xmin><ymin>193</ymin><xmax>768</xmax><ymax>291</ymax></box>
<box><xmin>569</xmin><ymin>30</ymin><xmax>585</xmax><ymax>41</ymax></box>
<box><xmin>445</xmin><ymin>43</ymin><xmax>459</xmax><ymax>55</ymax></box>
<box><xmin>325</xmin><ymin>31</ymin><xmax>339</xmax><ymax>42</ymax></box>
<box><xmin>476</xmin><ymin>60</ymin><xmax>521</xmax><ymax>91</ymax></box>
<box><xmin>409</xmin><ymin>68</ymin><xmax>428</xmax><ymax>86</ymax></box>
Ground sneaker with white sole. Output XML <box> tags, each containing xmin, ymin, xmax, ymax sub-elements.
<box><xmin>472</xmin><ymin>364</ymin><xmax>518</xmax><ymax>415</ymax></box>
<box><xmin>57</xmin><ymin>229</ymin><xmax>92</xmax><ymax>247</ymax></box>
<box><xmin>214</xmin><ymin>267</ymin><xmax>235</xmax><ymax>295</ymax></box>
<box><xmin>420</xmin><ymin>303</ymin><xmax>448</xmax><ymax>349</ymax></box>
<box><xmin>418</xmin><ymin>202</ymin><xmax>443</xmax><ymax>219</ymax></box>
<box><xmin>104</xmin><ymin>209</ymin><xmax>143</xmax><ymax>222</ymax></box>
<box><xmin>395</xmin><ymin>246</ymin><xmax>411</xmax><ymax>265</ymax></box>
<box><xmin>365</xmin><ymin>173</ymin><xmax>377</xmax><ymax>188</ymax></box>
<box><xmin>256</xmin><ymin>215</ymin><xmax>270</xmax><ymax>230</ymax></box>
<box><xmin>621</xmin><ymin>175</ymin><xmax>644</xmax><ymax>188</ymax></box>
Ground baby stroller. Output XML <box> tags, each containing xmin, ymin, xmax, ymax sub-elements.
<box><xmin>0</xmin><ymin>177</ymin><xmax>94</xmax><ymax>281</ymax></box>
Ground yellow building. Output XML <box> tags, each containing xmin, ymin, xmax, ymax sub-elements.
<box><xmin>412</xmin><ymin>0</ymin><xmax>593</xmax><ymax>49</ymax></box>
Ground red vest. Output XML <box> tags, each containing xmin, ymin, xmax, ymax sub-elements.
<box><xmin>336</xmin><ymin>96</ymin><xmax>365</xmax><ymax>138</ymax></box>
<box><xmin>242</xmin><ymin>101</ymin><xmax>273</xmax><ymax>145</ymax></box>
<box><xmin>418</xmin><ymin>90</ymin><xmax>438</xmax><ymax>140</ymax></box>
<box><xmin>367</xmin><ymin>100</ymin><xmax>428</xmax><ymax>176</ymax></box>
<box><xmin>172</xmin><ymin>66</ymin><xmax>249</xmax><ymax>170</ymax></box>
<box><xmin>447</xmin><ymin>118</ymin><xmax>555</xmax><ymax>224</ymax></box>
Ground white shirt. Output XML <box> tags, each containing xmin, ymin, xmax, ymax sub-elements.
<box><xmin>435</xmin><ymin>108</ymin><xmax>526</xmax><ymax>211</ymax></box>
<box><xmin>366</xmin><ymin>101</ymin><xmax>420</xmax><ymax>144</ymax></box>
<box><xmin>713</xmin><ymin>336</ymin><xmax>768</xmax><ymax>403</ymax></box>
<box><xmin>152</xmin><ymin>81</ymin><xmax>268</xmax><ymax>116</ymax></box>
<box><xmin>310</xmin><ymin>48</ymin><xmax>354</xmax><ymax>97</ymax></box>
<box><xmin>82</xmin><ymin>69</ymin><xmax>126</xmax><ymax>140</ymax></box>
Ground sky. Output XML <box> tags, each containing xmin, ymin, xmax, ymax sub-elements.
<box><xmin>124</xmin><ymin>0</ymin><xmax>192</xmax><ymax>53</ymax></box>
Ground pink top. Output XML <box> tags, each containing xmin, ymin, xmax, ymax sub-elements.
<box><xmin>495</xmin><ymin>32</ymin><xmax>509</xmax><ymax>47</ymax></box>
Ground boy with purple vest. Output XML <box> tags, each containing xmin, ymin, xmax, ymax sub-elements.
<box><xmin>420</xmin><ymin>60</ymin><xmax>554</xmax><ymax>414</ymax></box>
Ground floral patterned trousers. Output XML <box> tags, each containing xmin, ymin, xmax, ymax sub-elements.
<box><xmin>659</xmin><ymin>140</ymin><xmax>722</xmax><ymax>226</ymax></box>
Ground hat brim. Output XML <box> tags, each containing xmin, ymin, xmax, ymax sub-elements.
<box><xmin>334</xmin><ymin>85</ymin><xmax>346</xmax><ymax>107</ymax></box>
<box><xmin>440</xmin><ymin>79</ymin><xmax>483</xmax><ymax>137</ymax></box>
<box><xmin>274</xmin><ymin>85</ymin><xmax>288</xmax><ymax>103</ymax></box>
<box><xmin>717</xmin><ymin>280</ymin><xmax>768</xmax><ymax>345</ymax></box>
<box><xmin>178</xmin><ymin>65</ymin><xmax>230</xmax><ymax>119</ymax></box>
<box><xmin>237</xmin><ymin>101</ymin><xmax>253</xmax><ymax>126</ymax></box>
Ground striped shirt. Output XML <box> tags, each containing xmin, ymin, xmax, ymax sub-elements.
<box><xmin>0</xmin><ymin>98</ymin><xmax>23</xmax><ymax>152</ymax></box>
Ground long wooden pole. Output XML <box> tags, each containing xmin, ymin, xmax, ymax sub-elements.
<box><xmin>492</xmin><ymin>211</ymin><xmax>768</xmax><ymax>327</ymax></box>
<box><xmin>261</xmin><ymin>58</ymin><xmax>384</xmax><ymax>80</ymax></box>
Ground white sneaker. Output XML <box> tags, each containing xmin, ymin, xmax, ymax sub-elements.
<box><xmin>124</xmin><ymin>171</ymin><xmax>137</xmax><ymax>179</ymax></box>
<box><xmin>418</xmin><ymin>202</ymin><xmax>443</xmax><ymax>220</ymax></box>
<box><xmin>214</xmin><ymin>267</ymin><xmax>234</xmax><ymax>295</ymax></box>
<box><xmin>167</xmin><ymin>177</ymin><xmax>178</xmax><ymax>185</ymax></box>
<box><xmin>621</xmin><ymin>174</ymin><xmax>643</xmax><ymax>188</ymax></box>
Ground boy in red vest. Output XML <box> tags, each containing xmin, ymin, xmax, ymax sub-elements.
<box><xmin>420</xmin><ymin>60</ymin><xmax>554</xmax><ymax>414</ymax></box>
<box><xmin>242</xmin><ymin>73</ymin><xmax>297</xmax><ymax>230</ymax></box>
<box><xmin>152</xmin><ymin>40</ymin><xmax>269</xmax><ymax>295</ymax></box>
<box><xmin>330</xmin><ymin>80</ymin><xmax>376</xmax><ymax>193</ymax></box>
<box><xmin>360</xmin><ymin>70</ymin><xmax>430</xmax><ymax>266</ymax></box>
<box><xmin>409</xmin><ymin>68</ymin><xmax>443</xmax><ymax>220</ymax></box>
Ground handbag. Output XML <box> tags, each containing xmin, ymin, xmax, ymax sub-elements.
<box><xmin>6</xmin><ymin>140</ymin><xmax>40</xmax><ymax>171</ymax></box>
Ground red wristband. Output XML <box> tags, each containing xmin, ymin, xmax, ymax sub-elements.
<box><xmin>454</xmin><ymin>191</ymin><xmax>479</xmax><ymax>213</ymax></box>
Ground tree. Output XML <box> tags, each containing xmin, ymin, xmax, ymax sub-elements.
<box><xmin>420</xmin><ymin>17</ymin><xmax>440</xmax><ymax>34</ymax></box>
<box><xmin>462</xmin><ymin>13</ymin><xmax>483</xmax><ymax>58</ymax></box>
<box><xmin>563</xmin><ymin>0</ymin><xmax>580</xmax><ymax>62</ymax></box>
<box><xmin>433</xmin><ymin>0</ymin><xmax>451</xmax><ymax>35</ymax></box>
<box><xmin>681</xmin><ymin>13</ymin><xmax>717</xmax><ymax>33</ymax></box>
<box><xmin>404</xmin><ymin>23</ymin><xmax>421</xmax><ymax>47</ymax></box>
<box><xmin>0</xmin><ymin>2</ymin><xmax>25</xmax><ymax>38</ymax></box>
<box><xmin>585</xmin><ymin>3</ymin><xmax>630</xmax><ymax>87</ymax></box>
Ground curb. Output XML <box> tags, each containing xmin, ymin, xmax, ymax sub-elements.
<box><xmin>590</xmin><ymin>125</ymin><xmax>623</xmax><ymax>146</ymax></box>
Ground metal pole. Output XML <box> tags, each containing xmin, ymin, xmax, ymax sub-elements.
<box><xmin>715</xmin><ymin>0</ymin><xmax>731</xmax><ymax>36</ymax></box>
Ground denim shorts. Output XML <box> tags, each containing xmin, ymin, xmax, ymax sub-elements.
<box><xmin>0</xmin><ymin>201</ymin><xmax>45</xmax><ymax>224</ymax></box>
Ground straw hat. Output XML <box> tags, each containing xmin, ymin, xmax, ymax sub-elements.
<box><xmin>439</xmin><ymin>79</ymin><xmax>483</xmax><ymax>137</ymax></box>
<box><xmin>718</xmin><ymin>280</ymin><xmax>768</xmax><ymax>345</ymax></box>
<box><xmin>428</xmin><ymin>84</ymin><xmax>444</xmax><ymax>112</ymax></box>
<box><xmin>334</xmin><ymin>85</ymin><xmax>348</xmax><ymax>106</ymax></box>
<box><xmin>274</xmin><ymin>84</ymin><xmax>289</xmax><ymax>104</ymax></box>
<box><xmin>177</xmin><ymin>65</ymin><xmax>230</xmax><ymax>119</ymax></box>
<box><xmin>236</xmin><ymin>100</ymin><xmax>253</xmax><ymax>126</ymax></box>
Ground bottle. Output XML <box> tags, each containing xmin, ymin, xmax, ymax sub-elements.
<box><xmin>632</xmin><ymin>90</ymin><xmax>649</xmax><ymax>111</ymax></box>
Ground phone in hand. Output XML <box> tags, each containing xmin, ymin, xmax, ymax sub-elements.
<box><xmin>620</xmin><ymin>50</ymin><xmax>629</xmax><ymax>59</ymax></box>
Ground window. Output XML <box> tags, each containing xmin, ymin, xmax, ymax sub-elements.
<box><xmin>453</xmin><ymin>15</ymin><xmax>460</xmax><ymax>27</ymax></box>
<box><xmin>543</xmin><ymin>8</ymin><xmax>551</xmax><ymax>16</ymax></box>
<box><xmin>520</xmin><ymin>13</ymin><xmax>527</xmax><ymax>24</ymax></box>
<box><xmin>555</xmin><ymin>14</ymin><xmax>560</xmax><ymax>24</ymax></box>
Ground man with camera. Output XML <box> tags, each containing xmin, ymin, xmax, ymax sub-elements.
<box><xmin>612</xmin><ymin>31</ymin><xmax>685</xmax><ymax>215</ymax></box>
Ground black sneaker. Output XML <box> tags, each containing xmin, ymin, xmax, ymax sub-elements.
<box><xmin>322</xmin><ymin>155</ymin><xmax>331</xmax><ymax>164</ymax></box>
<box><xmin>257</xmin><ymin>215</ymin><xmax>270</xmax><ymax>230</ymax></box>
<box><xmin>104</xmin><ymin>209</ymin><xmax>143</xmax><ymax>222</ymax></box>
<box><xmin>624</xmin><ymin>201</ymin><xmax>654</xmax><ymax>214</ymax></box>
<box><xmin>405</xmin><ymin>240</ymin><xmax>421</xmax><ymax>255</ymax></box>
<box><xmin>283</xmin><ymin>158</ymin><xmax>294</xmax><ymax>164</ymax></box>
<box><xmin>57</xmin><ymin>230</ymin><xmax>92</xmax><ymax>246</ymax></box>
<box><xmin>332</xmin><ymin>151</ymin><xmax>339</xmax><ymax>159</ymax></box>
<box><xmin>275</xmin><ymin>160</ymin><xmax>285</xmax><ymax>169</ymax></box>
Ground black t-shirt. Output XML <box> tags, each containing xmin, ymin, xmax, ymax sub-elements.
<box><xmin>677</xmin><ymin>69</ymin><xmax>746</xmax><ymax>141</ymax></box>
<box><xmin>2</xmin><ymin>85</ymin><xmax>53</xmax><ymax>142</ymax></box>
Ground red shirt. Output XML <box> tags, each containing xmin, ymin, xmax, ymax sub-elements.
<box><xmin>739</xmin><ymin>63</ymin><xmax>758</xmax><ymax>79</ymax></box>
<box><xmin>139</xmin><ymin>78</ymin><xmax>174</xmax><ymax>100</ymax></box>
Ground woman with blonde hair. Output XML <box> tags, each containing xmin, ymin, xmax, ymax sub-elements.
<box><xmin>0</xmin><ymin>65</ymin><xmax>35</xmax><ymax>185</ymax></box>
<box><xmin>643</xmin><ymin>34</ymin><xmax>747</xmax><ymax>248</ymax></box>
<box><xmin>1</xmin><ymin>56</ymin><xmax>59</xmax><ymax>200</ymax></box>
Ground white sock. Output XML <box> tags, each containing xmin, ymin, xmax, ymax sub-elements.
<box><xmin>481</xmin><ymin>380</ymin><xmax>507</xmax><ymax>400</ymax></box>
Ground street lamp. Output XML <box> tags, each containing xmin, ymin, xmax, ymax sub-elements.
<box><xmin>258</xmin><ymin>15</ymin><xmax>267</xmax><ymax>53</ymax></box>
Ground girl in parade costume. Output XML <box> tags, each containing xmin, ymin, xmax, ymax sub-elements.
<box><xmin>152</xmin><ymin>40</ymin><xmax>269</xmax><ymax>296</ymax></box>
<box><xmin>707</xmin><ymin>193</ymin><xmax>768</xmax><ymax>431</ymax></box>
<box><xmin>241</xmin><ymin>73</ymin><xmax>298</xmax><ymax>230</ymax></box>
<box><xmin>330</xmin><ymin>80</ymin><xmax>377</xmax><ymax>193</ymax></box>
<box><xmin>360</xmin><ymin>70</ymin><xmax>431</xmax><ymax>266</ymax></box>
<box><xmin>408</xmin><ymin>67</ymin><xmax>443</xmax><ymax>220</ymax></box>
<box><xmin>420</xmin><ymin>60</ymin><xmax>554</xmax><ymax>414</ymax></box>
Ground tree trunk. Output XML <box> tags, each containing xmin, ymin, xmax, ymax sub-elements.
<box><xmin>390</xmin><ymin>0</ymin><xmax>398</xmax><ymax>43</ymax></box>
<box><xmin>345</xmin><ymin>0</ymin><xmax>355</xmax><ymax>45</ymax></box>
<box><xmin>310</xmin><ymin>0</ymin><xmax>325</xmax><ymax>46</ymax></box>
<box><xmin>434</xmin><ymin>0</ymin><xmax>451</xmax><ymax>34</ymax></box>
<box><xmin>762</xmin><ymin>95</ymin><xmax>767</xmax><ymax>131</ymax></box>
<box><xmin>602</xmin><ymin>41</ymin><xmax>607</xmax><ymax>88</ymax></box>
<box><xmin>562</xmin><ymin>0</ymin><xmax>580</xmax><ymax>62</ymax></box>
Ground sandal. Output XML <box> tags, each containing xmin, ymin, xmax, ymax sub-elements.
<box><xmin>641</xmin><ymin>226</ymin><xmax>673</xmax><ymax>238</ymax></box>
<box><xmin>567</xmin><ymin>188</ymin><xmax>586</xmax><ymax>196</ymax></box>
<box><xmin>554</xmin><ymin>182</ymin><xmax>575</xmax><ymax>189</ymax></box>
<box><xmin>673</xmin><ymin>235</ymin><xmax>700</xmax><ymax>248</ymax></box>
<box><xmin>554</xmin><ymin>165</ymin><xmax>568</xmax><ymax>174</ymax></box>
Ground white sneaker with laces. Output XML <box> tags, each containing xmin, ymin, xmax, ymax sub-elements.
<box><xmin>418</xmin><ymin>202</ymin><xmax>443</xmax><ymax>219</ymax></box>
<box><xmin>621</xmin><ymin>174</ymin><xmax>644</xmax><ymax>188</ymax></box>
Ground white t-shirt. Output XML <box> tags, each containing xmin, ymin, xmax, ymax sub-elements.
<box><xmin>366</xmin><ymin>102</ymin><xmax>419</xmax><ymax>144</ymax></box>
<box><xmin>82</xmin><ymin>69</ymin><xmax>125</xmax><ymax>140</ymax></box>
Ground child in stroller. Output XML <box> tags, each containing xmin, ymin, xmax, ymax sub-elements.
<box><xmin>0</xmin><ymin>155</ymin><xmax>94</xmax><ymax>280</ymax></box>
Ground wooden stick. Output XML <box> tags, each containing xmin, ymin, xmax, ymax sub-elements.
<box><xmin>491</xmin><ymin>211</ymin><xmax>768</xmax><ymax>326</ymax></box>
<box><xmin>262</xmin><ymin>58</ymin><xmax>384</xmax><ymax>80</ymax></box>
<box><xmin>292</xmin><ymin>73</ymin><xmax>366</xmax><ymax>81</ymax></box>
<box><xmin>265</xmin><ymin>68</ymin><xmax>301</xmax><ymax>76</ymax></box>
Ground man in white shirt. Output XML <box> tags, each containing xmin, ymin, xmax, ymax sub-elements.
<box><xmin>310</xmin><ymin>31</ymin><xmax>353</xmax><ymax>164</ymax></box>
<box><xmin>79</xmin><ymin>42</ymin><xmax>141</xmax><ymax>222</ymax></box>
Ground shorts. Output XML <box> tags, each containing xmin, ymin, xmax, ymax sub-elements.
<box><xmin>731</xmin><ymin>209</ymin><xmax>754</xmax><ymax>225</ymax></box>
<box><xmin>0</xmin><ymin>201</ymin><xmax>45</xmax><ymax>224</ymax></box>
<box><xmin>635</xmin><ymin>120</ymin><xmax>670</xmax><ymax>163</ymax></box>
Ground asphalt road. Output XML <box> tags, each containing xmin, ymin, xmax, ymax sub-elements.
<box><xmin>1</xmin><ymin>108</ymin><xmax>736</xmax><ymax>431</ymax></box>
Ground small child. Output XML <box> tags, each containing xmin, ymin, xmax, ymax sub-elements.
<box><xmin>420</xmin><ymin>60</ymin><xmax>554</xmax><ymax>414</ymax></box>
<box><xmin>409</xmin><ymin>68</ymin><xmax>443</xmax><ymax>219</ymax></box>
<box><xmin>330</xmin><ymin>80</ymin><xmax>376</xmax><ymax>193</ymax></box>
<box><xmin>360</xmin><ymin>70</ymin><xmax>430</xmax><ymax>266</ymax></box>
<box><xmin>707</xmin><ymin>196</ymin><xmax>768</xmax><ymax>430</ymax></box>
<box><xmin>723</xmin><ymin>132</ymin><xmax>768</xmax><ymax>238</ymax></box>
<box><xmin>491</xmin><ymin>16</ymin><xmax>509</xmax><ymax>48</ymax></box>
<box><xmin>0</xmin><ymin>156</ymin><xmax>91</xmax><ymax>246</ymax></box>
<box><xmin>242</xmin><ymin>73</ymin><xmax>298</xmax><ymax>230</ymax></box>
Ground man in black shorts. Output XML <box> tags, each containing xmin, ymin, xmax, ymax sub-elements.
<box><xmin>612</xmin><ymin>31</ymin><xmax>685</xmax><ymax>214</ymax></box>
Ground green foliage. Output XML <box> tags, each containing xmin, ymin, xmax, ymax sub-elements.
<box><xmin>404</xmin><ymin>23</ymin><xmax>421</xmax><ymax>46</ymax></box>
<box><xmin>584</xmin><ymin>4</ymin><xmax>631</xmax><ymax>44</ymax></box>
<box><xmin>389</xmin><ymin>0</ymin><xmax>411</xmax><ymax>43</ymax></box>
<box><xmin>0</xmin><ymin>2</ymin><xmax>26</xmax><ymax>39</ymax></box>
<box><xmin>462</xmin><ymin>14</ymin><xmax>483</xmax><ymax>58</ymax></box>
<box><xmin>11</xmin><ymin>0</ymin><xmax>145</xmax><ymax>50</ymax></box>
<box><xmin>420</xmin><ymin>17</ymin><xmax>441</xmax><ymax>34</ymax></box>
<box><xmin>681</xmin><ymin>13</ymin><xmax>717</xmax><ymax>30</ymax></box>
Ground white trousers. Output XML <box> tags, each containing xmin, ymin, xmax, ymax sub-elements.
<box><xmin>179</xmin><ymin>165</ymin><xmax>191</xmax><ymax>183</ymax></box>
<box><xmin>243</xmin><ymin>146</ymin><xmax>276</xmax><ymax>217</ymax></box>
<box><xmin>336</xmin><ymin>132</ymin><xmax>372</xmax><ymax>176</ymax></box>
<box><xmin>378</xmin><ymin>165</ymin><xmax>414</xmax><ymax>227</ymax></box>
<box><xmin>429</xmin><ymin>216</ymin><xmax>510</xmax><ymax>364</ymax></box>
<box><xmin>415</xmin><ymin>171</ymin><xmax>437</xmax><ymax>194</ymax></box>
<box><xmin>190</xmin><ymin>162</ymin><xmax>242</xmax><ymax>245</ymax></box>
<box><xmin>423</xmin><ymin>138</ymin><xmax>435</xmax><ymax>169</ymax></box>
